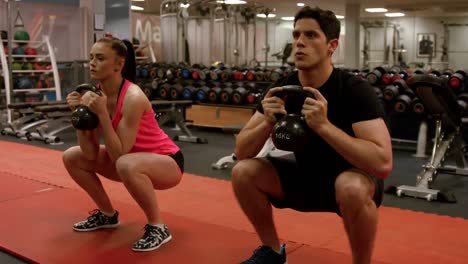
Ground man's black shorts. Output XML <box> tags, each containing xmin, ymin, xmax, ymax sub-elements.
<box><xmin>265</xmin><ymin>155</ymin><xmax>384</xmax><ymax>215</ymax></box>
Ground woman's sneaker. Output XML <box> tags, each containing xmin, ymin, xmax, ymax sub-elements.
<box><xmin>132</xmin><ymin>224</ymin><xmax>172</xmax><ymax>252</ymax></box>
<box><xmin>73</xmin><ymin>209</ymin><xmax>119</xmax><ymax>231</ymax></box>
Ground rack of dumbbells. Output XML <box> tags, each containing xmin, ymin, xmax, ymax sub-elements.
<box><xmin>134</xmin><ymin>61</ymin><xmax>295</xmax><ymax>129</ymax></box>
<box><xmin>346</xmin><ymin>65</ymin><xmax>468</xmax><ymax>155</ymax></box>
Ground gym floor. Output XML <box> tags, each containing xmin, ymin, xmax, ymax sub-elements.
<box><xmin>1</xmin><ymin>124</ymin><xmax>468</xmax><ymax>263</ymax></box>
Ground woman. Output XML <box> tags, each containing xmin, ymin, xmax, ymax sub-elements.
<box><xmin>63</xmin><ymin>37</ymin><xmax>184</xmax><ymax>252</ymax></box>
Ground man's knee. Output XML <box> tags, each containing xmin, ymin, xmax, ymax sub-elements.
<box><xmin>231</xmin><ymin>159</ymin><xmax>258</xmax><ymax>187</ymax></box>
<box><xmin>335</xmin><ymin>170</ymin><xmax>375</xmax><ymax>210</ymax></box>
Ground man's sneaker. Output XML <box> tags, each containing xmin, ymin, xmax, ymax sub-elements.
<box><xmin>241</xmin><ymin>244</ymin><xmax>287</xmax><ymax>264</ymax></box>
<box><xmin>132</xmin><ymin>224</ymin><xmax>172</xmax><ymax>252</ymax></box>
<box><xmin>73</xmin><ymin>209</ymin><xmax>119</xmax><ymax>231</ymax></box>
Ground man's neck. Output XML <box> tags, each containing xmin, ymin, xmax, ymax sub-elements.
<box><xmin>298</xmin><ymin>63</ymin><xmax>334</xmax><ymax>88</ymax></box>
<box><xmin>100</xmin><ymin>76</ymin><xmax>124</xmax><ymax>97</ymax></box>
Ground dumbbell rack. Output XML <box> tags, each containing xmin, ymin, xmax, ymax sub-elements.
<box><xmin>0</xmin><ymin>35</ymin><xmax>62</xmax><ymax>123</ymax></box>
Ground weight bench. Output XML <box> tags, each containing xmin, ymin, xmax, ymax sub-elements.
<box><xmin>212</xmin><ymin>130</ymin><xmax>292</xmax><ymax>170</ymax></box>
<box><xmin>390</xmin><ymin>74</ymin><xmax>468</xmax><ymax>202</ymax></box>
<box><xmin>151</xmin><ymin>100</ymin><xmax>208</xmax><ymax>144</ymax></box>
<box><xmin>25</xmin><ymin>104</ymin><xmax>73</xmax><ymax>144</ymax></box>
<box><xmin>1</xmin><ymin>101</ymin><xmax>56</xmax><ymax>137</ymax></box>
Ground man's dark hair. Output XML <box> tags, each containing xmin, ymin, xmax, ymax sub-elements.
<box><xmin>294</xmin><ymin>6</ymin><xmax>341</xmax><ymax>41</ymax></box>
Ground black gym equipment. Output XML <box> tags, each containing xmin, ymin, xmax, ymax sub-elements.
<box><xmin>388</xmin><ymin>74</ymin><xmax>468</xmax><ymax>202</ymax></box>
<box><xmin>270</xmin><ymin>85</ymin><xmax>315</xmax><ymax>152</ymax></box>
<box><xmin>366</xmin><ymin>66</ymin><xmax>387</xmax><ymax>85</ymax></box>
<box><xmin>1</xmin><ymin>101</ymin><xmax>72</xmax><ymax>144</ymax></box>
<box><xmin>383</xmin><ymin>79</ymin><xmax>410</xmax><ymax>101</ymax></box>
<box><xmin>1</xmin><ymin>101</ymin><xmax>52</xmax><ymax>137</ymax></box>
<box><xmin>70</xmin><ymin>83</ymin><xmax>101</xmax><ymax>131</ymax></box>
<box><xmin>25</xmin><ymin>104</ymin><xmax>73</xmax><ymax>144</ymax></box>
<box><xmin>393</xmin><ymin>83</ymin><xmax>416</xmax><ymax>113</ymax></box>
<box><xmin>448</xmin><ymin>70</ymin><xmax>466</xmax><ymax>92</ymax></box>
<box><xmin>151</xmin><ymin>100</ymin><xmax>207</xmax><ymax>144</ymax></box>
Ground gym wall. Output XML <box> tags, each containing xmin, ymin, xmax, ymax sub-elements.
<box><xmin>132</xmin><ymin>12</ymin><xmax>162</xmax><ymax>62</ymax></box>
<box><xmin>0</xmin><ymin>1</ymin><xmax>84</xmax><ymax>61</ymax></box>
<box><xmin>105</xmin><ymin>0</ymin><xmax>131</xmax><ymax>40</ymax></box>
<box><xmin>360</xmin><ymin>16</ymin><xmax>468</xmax><ymax>70</ymax></box>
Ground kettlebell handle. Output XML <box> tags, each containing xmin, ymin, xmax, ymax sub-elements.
<box><xmin>272</xmin><ymin>85</ymin><xmax>315</xmax><ymax>121</ymax></box>
<box><xmin>75</xmin><ymin>83</ymin><xmax>102</xmax><ymax>96</ymax></box>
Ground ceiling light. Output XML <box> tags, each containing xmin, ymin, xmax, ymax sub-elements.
<box><xmin>281</xmin><ymin>17</ymin><xmax>295</xmax><ymax>21</ymax></box>
<box><xmin>180</xmin><ymin>3</ymin><xmax>190</xmax><ymax>8</ymax></box>
<box><xmin>336</xmin><ymin>15</ymin><xmax>344</xmax><ymax>19</ymax></box>
<box><xmin>365</xmin><ymin>8</ymin><xmax>388</xmax><ymax>13</ymax></box>
<box><xmin>216</xmin><ymin>0</ymin><xmax>247</xmax><ymax>4</ymax></box>
<box><xmin>131</xmin><ymin>5</ymin><xmax>144</xmax><ymax>11</ymax></box>
<box><xmin>132</xmin><ymin>0</ymin><xmax>145</xmax><ymax>2</ymax></box>
<box><xmin>257</xmin><ymin>13</ymin><xmax>276</xmax><ymax>18</ymax></box>
<box><xmin>297</xmin><ymin>3</ymin><xmax>305</xmax><ymax>7</ymax></box>
<box><xmin>385</xmin><ymin>12</ymin><xmax>405</xmax><ymax>17</ymax></box>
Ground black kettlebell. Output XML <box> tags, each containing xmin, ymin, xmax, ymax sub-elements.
<box><xmin>71</xmin><ymin>83</ymin><xmax>102</xmax><ymax>130</ymax></box>
<box><xmin>271</xmin><ymin>85</ymin><xmax>315</xmax><ymax>152</ymax></box>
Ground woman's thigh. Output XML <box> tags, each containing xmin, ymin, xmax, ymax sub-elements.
<box><xmin>93</xmin><ymin>146</ymin><xmax>121</xmax><ymax>182</ymax></box>
<box><xmin>116</xmin><ymin>152</ymin><xmax>182</xmax><ymax>189</ymax></box>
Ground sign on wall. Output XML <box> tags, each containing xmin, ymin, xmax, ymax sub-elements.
<box><xmin>131</xmin><ymin>12</ymin><xmax>161</xmax><ymax>62</ymax></box>
<box><xmin>417</xmin><ymin>33</ymin><xmax>436</xmax><ymax>58</ymax></box>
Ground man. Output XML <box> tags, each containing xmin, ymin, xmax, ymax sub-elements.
<box><xmin>231</xmin><ymin>6</ymin><xmax>392</xmax><ymax>264</ymax></box>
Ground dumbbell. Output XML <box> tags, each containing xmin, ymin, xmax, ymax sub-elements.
<box><xmin>413</xmin><ymin>69</ymin><xmax>426</xmax><ymax>75</ymax></box>
<box><xmin>428</xmin><ymin>69</ymin><xmax>441</xmax><ymax>77</ymax></box>
<box><xmin>269</xmin><ymin>68</ymin><xmax>285</xmax><ymax>82</ymax></box>
<box><xmin>232</xmin><ymin>68</ymin><xmax>245</xmax><ymax>81</ymax></box>
<box><xmin>394</xmin><ymin>85</ymin><xmax>416</xmax><ymax>113</ymax></box>
<box><xmin>391</xmin><ymin>71</ymin><xmax>409</xmax><ymax>83</ymax></box>
<box><xmin>374</xmin><ymin>86</ymin><xmax>383</xmax><ymax>102</ymax></box>
<box><xmin>457</xmin><ymin>93</ymin><xmax>468</xmax><ymax>115</ymax></box>
<box><xmin>448</xmin><ymin>70</ymin><xmax>466</xmax><ymax>93</ymax></box>
<box><xmin>207</xmin><ymin>86</ymin><xmax>222</xmax><ymax>104</ymax></box>
<box><xmin>382</xmin><ymin>68</ymin><xmax>398</xmax><ymax>85</ymax></box>
<box><xmin>169</xmin><ymin>83</ymin><xmax>184</xmax><ymax>100</ymax></box>
<box><xmin>366</xmin><ymin>66</ymin><xmax>387</xmax><ymax>85</ymax></box>
<box><xmin>219</xmin><ymin>86</ymin><xmax>234</xmax><ymax>104</ymax></box>
<box><xmin>411</xmin><ymin>97</ymin><xmax>425</xmax><ymax>115</ymax></box>
<box><xmin>244</xmin><ymin>70</ymin><xmax>256</xmax><ymax>81</ymax></box>
<box><xmin>140</xmin><ymin>82</ymin><xmax>153</xmax><ymax>99</ymax></box>
<box><xmin>195</xmin><ymin>85</ymin><xmax>210</xmax><ymax>102</ymax></box>
<box><xmin>383</xmin><ymin>79</ymin><xmax>409</xmax><ymax>101</ymax></box>
<box><xmin>441</xmin><ymin>69</ymin><xmax>454</xmax><ymax>77</ymax></box>
<box><xmin>232</xmin><ymin>85</ymin><xmax>249</xmax><ymax>105</ymax></box>
<box><xmin>270</xmin><ymin>85</ymin><xmax>315</xmax><ymax>152</ymax></box>
<box><xmin>182</xmin><ymin>84</ymin><xmax>196</xmax><ymax>100</ymax></box>
<box><xmin>156</xmin><ymin>83</ymin><xmax>171</xmax><ymax>100</ymax></box>
<box><xmin>254</xmin><ymin>68</ymin><xmax>265</xmax><ymax>81</ymax></box>
<box><xmin>70</xmin><ymin>83</ymin><xmax>102</xmax><ymax>130</ymax></box>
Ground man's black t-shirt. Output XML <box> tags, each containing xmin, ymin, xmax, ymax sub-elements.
<box><xmin>257</xmin><ymin>67</ymin><xmax>385</xmax><ymax>176</ymax></box>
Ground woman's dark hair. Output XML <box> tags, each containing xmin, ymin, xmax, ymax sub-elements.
<box><xmin>294</xmin><ymin>6</ymin><xmax>341</xmax><ymax>41</ymax></box>
<box><xmin>96</xmin><ymin>37</ymin><xmax>136</xmax><ymax>83</ymax></box>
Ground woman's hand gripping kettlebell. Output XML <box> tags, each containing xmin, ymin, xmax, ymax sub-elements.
<box><xmin>71</xmin><ymin>83</ymin><xmax>105</xmax><ymax>131</ymax></box>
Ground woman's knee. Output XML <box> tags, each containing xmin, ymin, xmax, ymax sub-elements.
<box><xmin>335</xmin><ymin>171</ymin><xmax>375</xmax><ymax>209</ymax></box>
<box><xmin>62</xmin><ymin>146</ymin><xmax>82</xmax><ymax>168</ymax></box>
<box><xmin>115</xmin><ymin>155</ymin><xmax>136</xmax><ymax>181</ymax></box>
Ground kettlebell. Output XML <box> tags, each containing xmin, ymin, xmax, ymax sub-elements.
<box><xmin>271</xmin><ymin>85</ymin><xmax>315</xmax><ymax>152</ymax></box>
<box><xmin>71</xmin><ymin>83</ymin><xmax>102</xmax><ymax>130</ymax></box>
